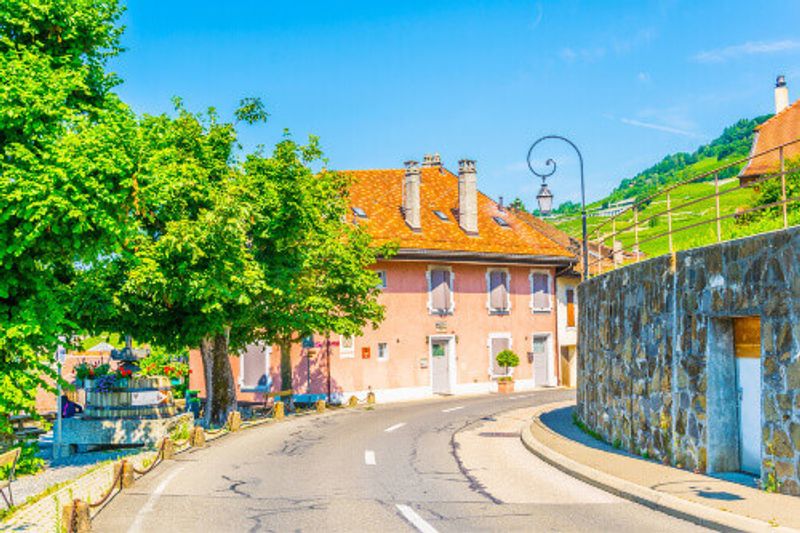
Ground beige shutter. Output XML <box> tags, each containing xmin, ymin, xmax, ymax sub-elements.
<box><xmin>533</xmin><ymin>273</ymin><xmax>550</xmax><ymax>309</ymax></box>
<box><xmin>490</xmin><ymin>271</ymin><xmax>508</xmax><ymax>311</ymax></box>
<box><xmin>431</xmin><ymin>269</ymin><xmax>449</xmax><ymax>312</ymax></box>
<box><xmin>241</xmin><ymin>344</ymin><xmax>268</xmax><ymax>390</ymax></box>
<box><xmin>491</xmin><ymin>336</ymin><xmax>510</xmax><ymax>375</ymax></box>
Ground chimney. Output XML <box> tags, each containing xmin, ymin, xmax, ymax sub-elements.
<box><xmin>421</xmin><ymin>153</ymin><xmax>442</xmax><ymax>168</ymax></box>
<box><xmin>403</xmin><ymin>160</ymin><xmax>421</xmax><ymax>231</ymax></box>
<box><xmin>457</xmin><ymin>159</ymin><xmax>478</xmax><ymax>235</ymax></box>
<box><xmin>775</xmin><ymin>75</ymin><xmax>789</xmax><ymax>114</ymax></box>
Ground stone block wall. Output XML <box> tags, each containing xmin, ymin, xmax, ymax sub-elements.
<box><xmin>577</xmin><ymin>226</ymin><xmax>800</xmax><ymax>495</ymax></box>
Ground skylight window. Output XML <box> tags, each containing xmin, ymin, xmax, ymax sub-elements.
<box><xmin>352</xmin><ymin>207</ymin><xmax>367</xmax><ymax>218</ymax></box>
<box><xmin>433</xmin><ymin>210</ymin><xmax>449</xmax><ymax>221</ymax></box>
<box><xmin>493</xmin><ymin>216</ymin><xmax>510</xmax><ymax>228</ymax></box>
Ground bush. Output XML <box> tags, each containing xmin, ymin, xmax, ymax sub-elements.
<box><xmin>496</xmin><ymin>349</ymin><xmax>520</xmax><ymax>377</ymax></box>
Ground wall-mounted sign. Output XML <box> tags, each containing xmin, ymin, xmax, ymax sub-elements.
<box><xmin>302</xmin><ymin>336</ymin><xmax>315</xmax><ymax>348</ymax></box>
<box><xmin>435</xmin><ymin>321</ymin><xmax>448</xmax><ymax>332</ymax></box>
<box><xmin>420</xmin><ymin>357</ymin><xmax>429</xmax><ymax>369</ymax></box>
<box><xmin>362</xmin><ymin>347</ymin><xmax>371</xmax><ymax>359</ymax></box>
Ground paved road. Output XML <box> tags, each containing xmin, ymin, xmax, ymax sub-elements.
<box><xmin>94</xmin><ymin>389</ymin><xmax>710</xmax><ymax>532</ymax></box>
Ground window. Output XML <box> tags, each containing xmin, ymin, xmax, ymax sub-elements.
<box><xmin>428</xmin><ymin>267</ymin><xmax>454</xmax><ymax>315</ymax></box>
<box><xmin>433</xmin><ymin>210</ymin><xmax>450</xmax><ymax>221</ymax></box>
<box><xmin>488</xmin><ymin>334</ymin><xmax>512</xmax><ymax>377</ymax></box>
<box><xmin>352</xmin><ymin>207</ymin><xmax>367</xmax><ymax>218</ymax></box>
<box><xmin>530</xmin><ymin>271</ymin><xmax>551</xmax><ymax>312</ymax></box>
<box><xmin>487</xmin><ymin>269</ymin><xmax>510</xmax><ymax>313</ymax></box>
<box><xmin>340</xmin><ymin>335</ymin><xmax>355</xmax><ymax>358</ymax></box>
<box><xmin>239</xmin><ymin>343</ymin><xmax>271</xmax><ymax>391</ymax></box>
<box><xmin>492</xmin><ymin>216</ymin><xmax>510</xmax><ymax>228</ymax></box>
<box><xmin>376</xmin><ymin>270</ymin><xmax>387</xmax><ymax>289</ymax></box>
<box><xmin>377</xmin><ymin>342</ymin><xmax>389</xmax><ymax>361</ymax></box>
<box><xmin>566</xmin><ymin>288</ymin><xmax>576</xmax><ymax>328</ymax></box>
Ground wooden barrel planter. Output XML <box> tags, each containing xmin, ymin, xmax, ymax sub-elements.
<box><xmin>84</xmin><ymin>376</ymin><xmax>176</xmax><ymax>419</ymax></box>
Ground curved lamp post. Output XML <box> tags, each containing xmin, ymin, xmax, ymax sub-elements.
<box><xmin>527</xmin><ymin>135</ymin><xmax>588</xmax><ymax>279</ymax></box>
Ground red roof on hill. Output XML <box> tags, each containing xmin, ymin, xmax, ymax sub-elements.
<box><xmin>740</xmin><ymin>99</ymin><xmax>800</xmax><ymax>177</ymax></box>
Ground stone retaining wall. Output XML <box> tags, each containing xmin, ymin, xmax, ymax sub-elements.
<box><xmin>577</xmin><ymin>226</ymin><xmax>800</xmax><ymax>495</ymax></box>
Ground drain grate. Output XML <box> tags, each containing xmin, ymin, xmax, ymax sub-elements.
<box><xmin>477</xmin><ymin>431</ymin><xmax>519</xmax><ymax>438</ymax></box>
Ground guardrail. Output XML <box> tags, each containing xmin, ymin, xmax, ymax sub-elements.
<box><xmin>584</xmin><ymin>137</ymin><xmax>800</xmax><ymax>276</ymax></box>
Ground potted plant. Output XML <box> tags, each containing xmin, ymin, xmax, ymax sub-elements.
<box><xmin>495</xmin><ymin>349</ymin><xmax>520</xmax><ymax>394</ymax></box>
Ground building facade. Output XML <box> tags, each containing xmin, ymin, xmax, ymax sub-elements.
<box><xmin>190</xmin><ymin>156</ymin><xmax>576</xmax><ymax>403</ymax></box>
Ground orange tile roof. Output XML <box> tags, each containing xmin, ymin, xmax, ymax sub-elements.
<box><xmin>344</xmin><ymin>167</ymin><xmax>574</xmax><ymax>259</ymax></box>
<box><xmin>740</xmin><ymin>99</ymin><xmax>800</xmax><ymax>177</ymax></box>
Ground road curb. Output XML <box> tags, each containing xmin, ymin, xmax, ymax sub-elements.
<box><xmin>520</xmin><ymin>401</ymin><xmax>795</xmax><ymax>533</ymax></box>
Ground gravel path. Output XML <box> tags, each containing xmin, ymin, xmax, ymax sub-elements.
<box><xmin>11</xmin><ymin>434</ymin><xmax>142</xmax><ymax>505</ymax></box>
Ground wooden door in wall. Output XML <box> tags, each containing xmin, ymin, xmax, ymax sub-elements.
<box><xmin>733</xmin><ymin>316</ymin><xmax>762</xmax><ymax>475</ymax></box>
<box><xmin>431</xmin><ymin>339</ymin><xmax>452</xmax><ymax>394</ymax></box>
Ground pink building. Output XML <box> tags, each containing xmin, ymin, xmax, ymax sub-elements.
<box><xmin>189</xmin><ymin>155</ymin><xmax>576</xmax><ymax>403</ymax></box>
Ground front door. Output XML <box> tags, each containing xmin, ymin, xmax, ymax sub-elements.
<box><xmin>734</xmin><ymin>317</ymin><xmax>761</xmax><ymax>475</ymax></box>
<box><xmin>431</xmin><ymin>339</ymin><xmax>451</xmax><ymax>394</ymax></box>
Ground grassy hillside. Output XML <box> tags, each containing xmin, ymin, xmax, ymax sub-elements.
<box><xmin>547</xmin><ymin>115</ymin><xmax>787</xmax><ymax>258</ymax></box>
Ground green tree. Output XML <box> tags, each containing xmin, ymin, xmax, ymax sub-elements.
<box><xmin>0</xmin><ymin>0</ymin><xmax>135</xmax><ymax>455</ymax></box>
<box><xmin>239</xmin><ymin>137</ymin><xmax>394</xmax><ymax>393</ymax></box>
<box><xmin>75</xmin><ymin>100</ymin><xmax>270</xmax><ymax>426</ymax></box>
<box><xmin>508</xmin><ymin>198</ymin><xmax>527</xmax><ymax>213</ymax></box>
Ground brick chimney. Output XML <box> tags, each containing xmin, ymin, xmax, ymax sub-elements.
<box><xmin>775</xmin><ymin>75</ymin><xmax>789</xmax><ymax>114</ymax></box>
<box><xmin>458</xmin><ymin>159</ymin><xmax>478</xmax><ymax>235</ymax></box>
<box><xmin>403</xmin><ymin>160</ymin><xmax>421</xmax><ymax>231</ymax></box>
<box><xmin>421</xmin><ymin>153</ymin><xmax>442</xmax><ymax>168</ymax></box>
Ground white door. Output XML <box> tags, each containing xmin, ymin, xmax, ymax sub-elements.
<box><xmin>737</xmin><ymin>357</ymin><xmax>761</xmax><ymax>474</ymax></box>
<box><xmin>431</xmin><ymin>339</ymin><xmax>452</xmax><ymax>394</ymax></box>
<box><xmin>533</xmin><ymin>334</ymin><xmax>550</xmax><ymax>387</ymax></box>
<box><xmin>734</xmin><ymin>317</ymin><xmax>761</xmax><ymax>475</ymax></box>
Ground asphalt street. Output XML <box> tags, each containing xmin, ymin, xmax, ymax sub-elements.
<box><xmin>93</xmin><ymin>389</ymin><xmax>710</xmax><ymax>532</ymax></box>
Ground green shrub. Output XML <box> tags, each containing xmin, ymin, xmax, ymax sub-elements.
<box><xmin>495</xmin><ymin>349</ymin><xmax>520</xmax><ymax>378</ymax></box>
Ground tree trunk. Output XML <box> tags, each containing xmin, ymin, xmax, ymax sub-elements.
<box><xmin>278</xmin><ymin>336</ymin><xmax>293</xmax><ymax>393</ymax></box>
<box><xmin>200</xmin><ymin>333</ymin><xmax>237</xmax><ymax>427</ymax></box>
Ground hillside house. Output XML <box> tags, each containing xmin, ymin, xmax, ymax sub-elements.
<box><xmin>739</xmin><ymin>75</ymin><xmax>800</xmax><ymax>186</ymax></box>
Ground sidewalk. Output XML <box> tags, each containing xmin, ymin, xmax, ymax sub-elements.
<box><xmin>521</xmin><ymin>401</ymin><xmax>800</xmax><ymax>532</ymax></box>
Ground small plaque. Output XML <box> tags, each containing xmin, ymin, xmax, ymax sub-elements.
<box><xmin>435</xmin><ymin>321</ymin><xmax>447</xmax><ymax>332</ymax></box>
<box><xmin>362</xmin><ymin>347</ymin><xmax>371</xmax><ymax>359</ymax></box>
<box><xmin>420</xmin><ymin>357</ymin><xmax>429</xmax><ymax>369</ymax></box>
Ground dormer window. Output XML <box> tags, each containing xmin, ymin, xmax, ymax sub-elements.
<box><xmin>352</xmin><ymin>207</ymin><xmax>367</xmax><ymax>218</ymax></box>
<box><xmin>493</xmin><ymin>216</ymin><xmax>510</xmax><ymax>228</ymax></box>
<box><xmin>433</xmin><ymin>210</ymin><xmax>450</xmax><ymax>221</ymax></box>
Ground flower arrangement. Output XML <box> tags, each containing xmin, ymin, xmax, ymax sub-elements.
<box><xmin>74</xmin><ymin>361</ymin><xmax>111</xmax><ymax>381</ymax></box>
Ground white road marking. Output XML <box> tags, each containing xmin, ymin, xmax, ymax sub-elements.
<box><xmin>385</xmin><ymin>422</ymin><xmax>406</xmax><ymax>433</ymax></box>
<box><xmin>128</xmin><ymin>466</ymin><xmax>185</xmax><ymax>533</ymax></box>
<box><xmin>396</xmin><ymin>504</ymin><xmax>439</xmax><ymax>533</ymax></box>
<box><xmin>364</xmin><ymin>450</ymin><xmax>376</xmax><ymax>465</ymax></box>
<box><xmin>509</xmin><ymin>396</ymin><xmax>523</xmax><ymax>400</ymax></box>
<box><xmin>441</xmin><ymin>406</ymin><xmax>464</xmax><ymax>413</ymax></box>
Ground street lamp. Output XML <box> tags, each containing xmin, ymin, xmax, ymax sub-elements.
<box><xmin>527</xmin><ymin>135</ymin><xmax>589</xmax><ymax>279</ymax></box>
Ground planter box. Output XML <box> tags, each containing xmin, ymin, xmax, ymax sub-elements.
<box><xmin>497</xmin><ymin>380</ymin><xmax>515</xmax><ymax>394</ymax></box>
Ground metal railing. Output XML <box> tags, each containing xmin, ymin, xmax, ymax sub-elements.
<box><xmin>583</xmin><ymin>137</ymin><xmax>800</xmax><ymax>276</ymax></box>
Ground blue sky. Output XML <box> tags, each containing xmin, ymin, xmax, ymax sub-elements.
<box><xmin>113</xmin><ymin>0</ymin><xmax>800</xmax><ymax>206</ymax></box>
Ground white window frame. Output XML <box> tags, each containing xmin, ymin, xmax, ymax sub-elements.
<box><xmin>486</xmin><ymin>267</ymin><xmax>511</xmax><ymax>314</ymax></box>
<box><xmin>239</xmin><ymin>342</ymin><xmax>271</xmax><ymax>392</ymax></box>
<box><xmin>426</xmin><ymin>265</ymin><xmax>455</xmax><ymax>315</ymax></box>
<box><xmin>529</xmin><ymin>269</ymin><xmax>553</xmax><ymax>313</ymax></box>
<box><xmin>487</xmin><ymin>332</ymin><xmax>513</xmax><ymax>379</ymax></box>
<box><xmin>376</xmin><ymin>270</ymin><xmax>387</xmax><ymax>289</ymax></box>
<box><xmin>339</xmin><ymin>334</ymin><xmax>355</xmax><ymax>359</ymax></box>
<box><xmin>377</xmin><ymin>342</ymin><xmax>389</xmax><ymax>361</ymax></box>
<box><xmin>532</xmin><ymin>332</ymin><xmax>556</xmax><ymax>386</ymax></box>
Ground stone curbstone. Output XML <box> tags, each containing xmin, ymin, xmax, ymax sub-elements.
<box><xmin>520</xmin><ymin>401</ymin><xmax>794</xmax><ymax>533</ymax></box>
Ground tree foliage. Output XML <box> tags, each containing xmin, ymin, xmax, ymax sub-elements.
<box><xmin>0</xmin><ymin>0</ymin><xmax>133</xmax><ymax>450</ymax></box>
<box><xmin>239</xmin><ymin>136</ymin><xmax>394</xmax><ymax>390</ymax></box>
